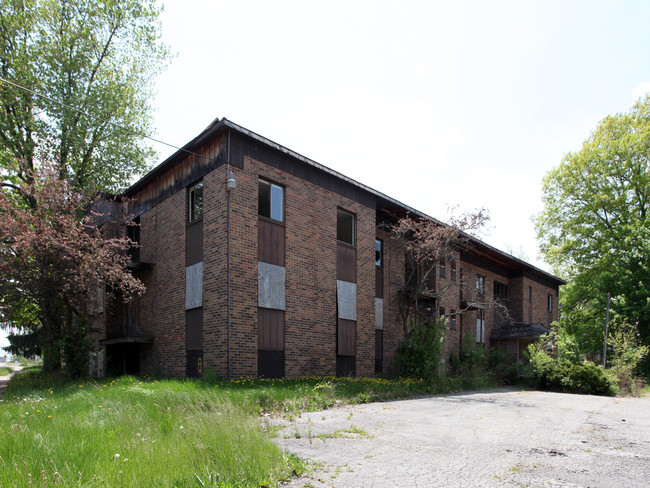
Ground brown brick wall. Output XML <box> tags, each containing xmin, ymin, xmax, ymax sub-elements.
<box><xmin>105</xmin><ymin>133</ymin><xmax>561</xmax><ymax>379</ymax></box>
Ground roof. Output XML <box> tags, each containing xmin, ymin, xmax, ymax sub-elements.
<box><xmin>125</xmin><ymin>117</ymin><xmax>565</xmax><ymax>286</ymax></box>
<box><xmin>490</xmin><ymin>322</ymin><xmax>551</xmax><ymax>341</ymax></box>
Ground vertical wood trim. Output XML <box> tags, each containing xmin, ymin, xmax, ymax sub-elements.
<box><xmin>337</xmin><ymin>318</ymin><xmax>356</xmax><ymax>356</ymax></box>
<box><xmin>375</xmin><ymin>267</ymin><xmax>383</xmax><ymax>298</ymax></box>
<box><xmin>337</xmin><ymin>243</ymin><xmax>356</xmax><ymax>282</ymax></box>
<box><xmin>258</xmin><ymin>219</ymin><xmax>285</xmax><ymax>266</ymax></box>
<box><xmin>258</xmin><ymin>308</ymin><xmax>285</xmax><ymax>351</ymax></box>
<box><xmin>186</xmin><ymin>219</ymin><xmax>203</xmax><ymax>266</ymax></box>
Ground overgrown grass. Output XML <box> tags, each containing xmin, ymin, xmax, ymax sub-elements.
<box><xmin>0</xmin><ymin>366</ymin><xmax>11</xmax><ymax>377</ymax></box>
<box><xmin>1</xmin><ymin>370</ymin><xmax>489</xmax><ymax>487</ymax></box>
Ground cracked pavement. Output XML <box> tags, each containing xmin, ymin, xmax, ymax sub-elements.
<box><xmin>272</xmin><ymin>388</ymin><xmax>650</xmax><ymax>488</ymax></box>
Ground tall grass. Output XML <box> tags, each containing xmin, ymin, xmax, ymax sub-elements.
<box><xmin>1</xmin><ymin>372</ymin><xmax>295</xmax><ymax>487</ymax></box>
<box><xmin>1</xmin><ymin>369</ymin><xmax>488</xmax><ymax>487</ymax></box>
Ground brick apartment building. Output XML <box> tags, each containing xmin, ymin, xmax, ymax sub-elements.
<box><xmin>89</xmin><ymin>117</ymin><xmax>564</xmax><ymax>379</ymax></box>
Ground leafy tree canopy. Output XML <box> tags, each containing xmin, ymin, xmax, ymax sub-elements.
<box><xmin>535</xmin><ymin>95</ymin><xmax>650</xmax><ymax>375</ymax></box>
<box><xmin>0</xmin><ymin>0</ymin><xmax>169</xmax><ymax>193</ymax></box>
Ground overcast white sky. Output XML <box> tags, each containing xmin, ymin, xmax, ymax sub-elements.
<box><xmin>150</xmin><ymin>0</ymin><xmax>650</xmax><ymax>272</ymax></box>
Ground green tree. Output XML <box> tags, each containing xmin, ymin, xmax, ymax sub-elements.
<box><xmin>535</xmin><ymin>95</ymin><xmax>650</xmax><ymax>376</ymax></box>
<box><xmin>0</xmin><ymin>0</ymin><xmax>169</xmax><ymax>193</ymax></box>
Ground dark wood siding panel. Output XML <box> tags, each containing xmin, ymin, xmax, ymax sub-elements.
<box><xmin>337</xmin><ymin>243</ymin><xmax>356</xmax><ymax>283</ymax></box>
<box><xmin>258</xmin><ymin>308</ymin><xmax>285</xmax><ymax>351</ymax></box>
<box><xmin>186</xmin><ymin>219</ymin><xmax>203</xmax><ymax>266</ymax></box>
<box><xmin>186</xmin><ymin>350</ymin><xmax>203</xmax><ymax>378</ymax></box>
<box><xmin>258</xmin><ymin>350</ymin><xmax>284</xmax><ymax>378</ymax></box>
<box><xmin>337</xmin><ymin>318</ymin><xmax>356</xmax><ymax>356</ymax></box>
<box><xmin>375</xmin><ymin>267</ymin><xmax>383</xmax><ymax>298</ymax></box>
<box><xmin>258</xmin><ymin>218</ymin><xmax>285</xmax><ymax>266</ymax></box>
<box><xmin>375</xmin><ymin>329</ymin><xmax>383</xmax><ymax>374</ymax></box>
<box><xmin>186</xmin><ymin>308</ymin><xmax>203</xmax><ymax>350</ymax></box>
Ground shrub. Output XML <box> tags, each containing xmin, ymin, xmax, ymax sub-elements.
<box><xmin>528</xmin><ymin>339</ymin><xmax>615</xmax><ymax>396</ymax></box>
<box><xmin>608</xmin><ymin>321</ymin><xmax>649</xmax><ymax>395</ymax></box>
<box><xmin>397</xmin><ymin>318</ymin><xmax>445</xmax><ymax>380</ymax></box>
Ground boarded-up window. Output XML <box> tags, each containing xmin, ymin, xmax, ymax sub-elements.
<box><xmin>337</xmin><ymin>319</ymin><xmax>356</xmax><ymax>356</ymax></box>
<box><xmin>439</xmin><ymin>257</ymin><xmax>446</xmax><ymax>278</ymax></box>
<box><xmin>258</xmin><ymin>308</ymin><xmax>284</xmax><ymax>351</ymax></box>
<box><xmin>450</xmin><ymin>258</ymin><xmax>457</xmax><ymax>281</ymax></box>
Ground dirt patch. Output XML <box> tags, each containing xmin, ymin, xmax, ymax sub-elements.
<box><xmin>272</xmin><ymin>389</ymin><xmax>650</xmax><ymax>488</ymax></box>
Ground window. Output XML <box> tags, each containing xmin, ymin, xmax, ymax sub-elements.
<box><xmin>449</xmin><ymin>308</ymin><xmax>457</xmax><ymax>330</ymax></box>
<box><xmin>476</xmin><ymin>310</ymin><xmax>485</xmax><ymax>343</ymax></box>
<box><xmin>337</xmin><ymin>209</ymin><xmax>355</xmax><ymax>245</ymax></box>
<box><xmin>439</xmin><ymin>257</ymin><xmax>446</xmax><ymax>278</ymax></box>
<box><xmin>494</xmin><ymin>282</ymin><xmax>508</xmax><ymax>302</ymax></box>
<box><xmin>258</xmin><ymin>179</ymin><xmax>284</xmax><ymax>222</ymax></box>
<box><xmin>450</xmin><ymin>258</ymin><xmax>457</xmax><ymax>281</ymax></box>
<box><xmin>439</xmin><ymin>306</ymin><xmax>445</xmax><ymax>319</ymax></box>
<box><xmin>375</xmin><ymin>239</ymin><xmax>383</xmax><ymax>267</ymax></box>
<box><xmin>528</xmin><ymin>286</ymin><xmax>533</xmax><ymax>301</ymax></box>
<box><xmin>548</xmin><ymin>294</ymin><xmax>553</xmax><ymax>313</ymax></box>
<box><xmin>476</xmin><ymin>274</ymin><xmax>485</xmax><ymax>298</ymax></box>
<box><xmin>188</xmin><ymin>181</ymin><xmax>203</xmax><ymax>222</ymax></box>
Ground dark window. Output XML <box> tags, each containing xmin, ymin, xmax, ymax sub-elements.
<box><xmin>449</xmin><ymin>308</ymin><xmax>457</xmax><ymax>330</ymax></box>
<box><xmin>548</xmin><ymin>294</ymin><xmax>553</xmax><ymax>312</ymax></box>
<box><xmin>528</xmin><ymin>286</ymin><xmax>533</xmax><ymax>301</ymax></box>
<box><xmin>460</xmin><ymin>269</ymin><xmax>464</xmax><ymax>300</ymax></box>
<box><xmin>476</xmin><ymin>274</ymin><xmax>485</xmax><ymax>298</ymax></box>
<box><xmin>375</xmin><ymin>239</ymin><xmax>383</xmax><ymax>267</ymax></box>
<box><xmin>494</xmin><ymin>282</ymin><xmax>508</xmax><ymax>301</ymax></box>
<box><xmin>188</xmin><ymin>181</ymin><xmax>203</xmax><ymax>222</ymax></box>
<box><xmin>337</xmin><ymin>209</ymin><xmax>355</xmax><ymax>245</ymax></box>
<box><xmin>450</xmin><ymin>258</ymin><xmax>457</xmax><ymax>281</ymax></box>
<box><xmin>439</xmin><ymin>257</ymin><xmax>446</xmax><ymax>278</ymax></box>
<box><xmin>439</xmin><ymin>306</ymin><xmax>446</xmax><ymax>320</ymax></box>
<box><xmin>258</xmin><ymin>179</ymin><xmax>284</xmax><ymax>222</ymax></box>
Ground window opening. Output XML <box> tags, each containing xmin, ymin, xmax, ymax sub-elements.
<box><xmin>337</xmin><ymin>208</ymin><xmax>355</xmax><ymax>245</ymax></box>
<box><xmin>188</xmin><ymin>181</ymin><xmax>203</xmax><ymax>222</ymax></box>
<box><xmin>258</xmin><ymin>179</ymin><xmax>284</xmax><ymax>222</ymax></box>
<box><xmin>375</xmin><ymin>239</ymin><xmax>383</xmax><ymax>267</ymax></box>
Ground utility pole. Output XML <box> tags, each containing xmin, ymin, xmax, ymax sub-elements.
<box><xmin>603</xmin><ymin>292</ymin><xmax>610</xmax><ymax>367</ymax></box>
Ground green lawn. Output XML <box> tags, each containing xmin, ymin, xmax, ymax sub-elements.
<box><xmin>0</xmin><ymin>366</ymin><xmax>11</xmax><ymax>377</ymax></box>
<box><xmin>0</xmin><ymin>369</ymin><xmax>472</xmax><ymax>487</ymax></box>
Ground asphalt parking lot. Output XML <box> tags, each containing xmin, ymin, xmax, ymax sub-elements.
<box><xmin>272</xmin><ymin>388</ymin><xmax>650</xmax><ymax>488</ymax></box>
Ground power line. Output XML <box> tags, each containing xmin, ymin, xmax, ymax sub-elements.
<box><xmin>0</xmin><ymin>76</ymin><xmax>209</xmax><ymax>161</ymax></box>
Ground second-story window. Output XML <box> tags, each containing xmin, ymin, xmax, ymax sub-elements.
<box><xmin>450</xmin><ymin>258</ymin><xmax>457</xmax><ymax>281</ymax></box>
<box><xmin>337</xmin><ymin>208</ymin><xmax>355</xmax><ymax>245</ymax></box>
<box><xmin>548</xmin><ymin>294</ymin><xmax>553</xmax><ymax>312</ymax></box>
<box><xmin>258</xmin><ymin>179</ymin><xmax>284</xmax><ymax>222</ymax></box>
<box><xmin>439</xmin><ymin>257</ymin><xmax>446</xmax><ymax>278</ymax></box>
<box><xmin>188</xmin><ymin>181</ymin><xmax>203</xmax><ymax>222</ymax></box>
<box><xmin>375</xmin><ymin>239</ymin><xmax>383</xmax><ymax>267</ymax></box>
